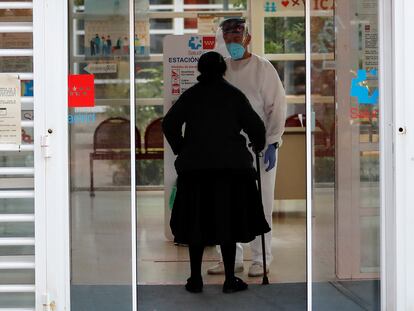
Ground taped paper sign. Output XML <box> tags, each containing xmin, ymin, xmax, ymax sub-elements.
<box><xmin>0</xmin><ymin>74</ymin><xmax>21</xmax><ymax>145</ymax></box>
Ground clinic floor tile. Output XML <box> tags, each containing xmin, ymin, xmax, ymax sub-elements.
<box><xmin>71</xmin><ymin>190</ymin><xmax>335</xmax><ymax>285</ymax></box>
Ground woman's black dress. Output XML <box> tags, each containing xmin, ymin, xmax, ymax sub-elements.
<box><xmin>162</xmin><ymin>75</ymin><xmax>271</xmax><ymax>246</ymax></box>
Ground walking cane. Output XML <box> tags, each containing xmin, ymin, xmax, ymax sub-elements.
<box><xmin>255</xmin><ymin>151</ymin><xmax>270</xmax><ymax>285</ymax></box>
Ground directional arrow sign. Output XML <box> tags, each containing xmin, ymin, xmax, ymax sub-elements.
<box><xmin>84</xmin><ymin>63</ymin><xmax>117</xmax><ymax>74</ymax></box>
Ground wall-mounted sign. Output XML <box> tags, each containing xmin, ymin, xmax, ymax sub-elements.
<box><xmin>358</xmin><ymin>0</ymin><xmax>378</xmax><ymax>71</ymax></box>
<box><xmin>0</xmin><ymin>74</ymin><xmax>21</xmax><ymax>145</ymax></box>
<box><xmin>265</xmin><ymin>0</ymin><xmax>335</xmax><ymax>12</ymax></box>
<box><xmin>163</xmin><ymin>34</ymin><xmax>216</xmax><ymax>239</ymax></box>
<box><xmin>197</xmin><ymin>14</ymin><xmax>218</xmax><ymax>35</ymax></box>
<box><xmin>68</xmin><ymin>113</ymin><xmax>96</xmax><ymax>124</ymax></box>
<box><xmin>84</xmin><ymin>19</ymin><xmax>150</xmax><ymax>58</ymax></box>
<box><xmin>84</xmin><ymin>0</ymin><xmax>150</xmax><ymax>58</ymax></box>
<box><xmin>164</xmin><ymin>35</ymin><xmax>216</xmax><ymax>100</ymax></box>
<box><xmin>84</xmin><ymin>63</ymin><xmax>117</xmax><ymax>74</ymax></box>
<box><xmin>350</xmin><ymin>69</ymin><xmax>378</xmax><ymax>105</ymax></box>
<box><xmin>68</xmin><ymin>74</ymin><xmax>95</xmax><ymax>108</ymax></box>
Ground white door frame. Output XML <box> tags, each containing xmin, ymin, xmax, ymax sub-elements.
<box><xmin>33</xmin><ymin>0</ymin><xmax>70</xmax><ymax>310</ymax></box>
<box><xmin>393</xmin><ymin>0</ymin><xmax>414</xmax><ymax>310</ymax></box>
<box><xmin>41</xmin><ymin>0</ymin><xmax>408</xmax><ymax>310</ymax></box>
<box><xmin>379</xmin><ymin>0</ymin><xmax>396</xmax><ymax>309</ymax></box>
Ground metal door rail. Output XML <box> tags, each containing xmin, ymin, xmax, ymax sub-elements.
<box><xmin>0</xmin><ymin>215</ymin><xmax>35</xmax><ymax>223</ymax></box>
<box><xmin>0</xmin><ymin>49</ymin><xmax>33</xmax><ymax>57</ymax></box>
<box><xmin>0</xmin><ymin>285</ymin><xmax>35</xmax><ymax>293</ymax></box>
<box><xmin>0</xmin><ymin>238</ymin><xmax>35</xmax><ymax>246</ymax></box>
<box><xmin>0</xmin><ymin>168</ymin><xmax>34</xmax><ymax>175</ymax></box>
<box><xmin>0</xmin><ymin>23</ymin><xmax>33</xmax><ymax>33</ymax></box>
<box><xmin>0</xmin><ymin>256</ymin><xmax>35</xmax><ymax>269</ymax></box>
<box><xmin>0</xmin><ymin>3</ymin><xmax>33</xmax><ymax>9</ymax></box>
<box><xmin>0</xmin><ymin>191</ymin><xmax>34</xmax><ymax>199</ymax></box>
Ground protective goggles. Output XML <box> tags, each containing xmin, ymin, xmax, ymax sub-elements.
<box><xmin>220</xmin><ymin>18</ymin><xmax>247</xmax><ymax>35</ymax></box>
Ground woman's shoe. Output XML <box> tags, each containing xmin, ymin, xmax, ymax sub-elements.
<box><xmin>222</xmin><ymin>277</ymin><xmax>248</xmax><ymax>293</ymax></box>
<box><xmin>185</xmin><ymin>277</ymin><xmax>203</xmax><ymax>293</ymax></box>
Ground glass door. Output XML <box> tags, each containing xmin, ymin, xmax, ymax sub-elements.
<box><xmin>65</xmin><ymin>0</ymin><xmax>387</xmax><ymax>310</ymax></box>
<box><xmin>136</xmin><ymin>0</ymin><xmax>308</xmax><ymax>309</ymax></box>
<box><xmin>68</xmin><ymin>1</ymin><xmax>134</xmax><ymax>310</ymax></box>
<box><xmin>309</xmin><ymin>0</ymin><xmax>381</xmax><ymax>309</ymax></box>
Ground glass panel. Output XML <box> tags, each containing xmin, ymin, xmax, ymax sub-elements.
<box><xmin>312</xmin><ymin>0</ymin><xmax>381</xmax><ymax>309</ymax></box>
<box><xmin>265</xmin><ymin>17</ymin><xmax>305</xmax><ymax>54</ymax></box>
<box><xmin>0</xmin><ymin>270</ymin><xmax>34</xmax><ymax>284</ymax></box>
<box><xmin>0</xmin><ymin>57</ymin><xmax>33</xmax><ymax>72</ymax></box>
<box><xmin>68</xmin><ymin>0</ymin><xmax>133</xmax><ymax>310</ymax></box>
<box><xmin>360</xmin><ymin>216</ymin><xmax>380</xmax><ymax>272</ymax></box>
<box><xmin>136</xmin><ymin>1</ymin><xmax>308</xmax><ymax>309</ymax></box>
<box><xmin>150</xmin><ymin>18</ymin><xmax>173</xmax><ymax>29</ymax></box>
<box><xmin>0</xmin><ymin>152</ymin><xmax>33</xmax><ymax>167</ymax></box>
<box><xmin>0</xmin><ymin>293</ymin><xmax>34</xmax><ymax>309</ymax></box>
<box><xmin>0</xmin><ymin>9</ymin><xmax>32</xmax><ymax>22</ymax></box>
<box><xmin>0</xmin><ymin>33</ymin><xmax>33</xmax><ymax>49</ymax></box>
<box><xmin>360</xmin><ymin>151</ymin><xmax>379</xmax><ymax>209</ymax></box>
<box><xmin>136</xmin><ymin>62</ymin><xmax>163</xmax><ymax>98</ymax></box>
<box><xmin>0</xmin><ymin>4</ymin><xmax>34</xmax><ymax>310</ymax></box>
<box><xmin>271</xmin><ymin>61</ymin><xmax>306</xmax><ymax>95</ymax></box>
<box><xmin>0</xmin><ymin>223</ymin><xmax>34</xmax><ymax>237</ymax></box>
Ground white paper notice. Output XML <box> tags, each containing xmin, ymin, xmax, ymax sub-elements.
<box><xmin>0</xmin><ymin>74</ymin><xmax>21</xmax><ymax>145</ymax></box>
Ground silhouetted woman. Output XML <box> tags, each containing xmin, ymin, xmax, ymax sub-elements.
<box><xmin>162</xmin><ymin>51</ymin><xmax>270</xmax><ymax>294</ymax></box>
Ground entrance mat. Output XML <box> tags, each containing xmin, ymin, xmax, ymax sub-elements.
<box><xmin>71</xmin><ymin>281</ymin><xmax>379</xmax><ymax>311</ymax></box>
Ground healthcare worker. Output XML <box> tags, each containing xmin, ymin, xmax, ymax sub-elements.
<box><xmin>208</xmin><ymin>18</ymin><xmax>287</xmax><ymax>277</ymax></box>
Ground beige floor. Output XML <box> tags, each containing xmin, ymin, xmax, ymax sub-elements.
<box><xmin>71</xmin><ymin>189</ymin><xmax>335</xmax><ymax>285</ymax></box>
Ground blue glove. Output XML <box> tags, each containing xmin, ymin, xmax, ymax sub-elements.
<box><xmin>264</xmin><ymin>144</ymin><xmax>277</xmax><ymax>172</ymax></box>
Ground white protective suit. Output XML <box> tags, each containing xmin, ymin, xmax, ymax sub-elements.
<box><xmin>218</xmin><ymin>54</ymin><xmax>287</xmax><ymax>265</ymax></box>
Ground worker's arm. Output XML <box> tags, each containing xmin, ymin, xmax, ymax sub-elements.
<box><xmin>261</xmin><ymin>62</ymin><xmax>287</xmax><ymax>147</ymax></box>
<box><xmin>238</xmin><ymin>93</ymin><xmax>266</xmax><ymax>153</ymax></box>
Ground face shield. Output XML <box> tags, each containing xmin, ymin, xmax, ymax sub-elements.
<box><xmin>218</xmin><ymin>18</ymin><xmax>248</xmax><ymax>60</ymax></box>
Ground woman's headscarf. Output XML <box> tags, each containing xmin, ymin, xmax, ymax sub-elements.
<box><xmin>197</xmin><ymin>51</ymin><xmax>227</xmax><ymax>82</ymax></box>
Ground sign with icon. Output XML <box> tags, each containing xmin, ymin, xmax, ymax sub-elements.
<box><xmin>68</xmin><ymin>74</ymin><xmax>95</xmax><ymax>108</ymax></box>
<box><xmin>265</xmin><ymin>0</ymin><xmax>334</xmax><ymax>12</ymax></box>
<box><xmin>163</xmin><ymin>34</ymin><xmax>217</xmax><ymax>239</ymax></box>
<box><xmin>164</xmin><ymin>35</ymin><xmax>216</xmax><ymax>99</ymax></box>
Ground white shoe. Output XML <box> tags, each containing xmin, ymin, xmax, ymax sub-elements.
<box><xmin>207</xmin><ymin>262</ymin><xmax>244</xmax><ymax>275</ymax></box>
<box><xmin>248</xmin><ymin>262</ymin><xmax>269</xmax><ymax>277</ymax></box>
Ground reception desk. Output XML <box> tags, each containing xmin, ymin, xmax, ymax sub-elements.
<box><xmin>275</xmin><ymin>127</ymin><xmax>306</xmax><ymax>200</ymax></box>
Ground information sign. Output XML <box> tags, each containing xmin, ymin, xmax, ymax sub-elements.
<box><xmin>0</xmin><ymin>74</ymin><xmax>21</xmax><ymax>145</ymax></box>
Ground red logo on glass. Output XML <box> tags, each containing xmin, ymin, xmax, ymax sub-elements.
<box><xmin>203</xmin><ymin>36</ymin><xmax>216</xmax><ymax>50</ymax></box>
<box><xmin>68</xmin><ymin>74</ymin><xmax>95</xmax><ymax>107</ymax></box>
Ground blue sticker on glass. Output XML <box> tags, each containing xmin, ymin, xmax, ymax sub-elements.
<box><xmin>350</xmin><ymin>69</ymin><xmax>379</xmax><ymax>105</ymax></box>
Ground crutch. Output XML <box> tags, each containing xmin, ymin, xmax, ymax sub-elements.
<box><xmin>255</xmin><ymin>151</ymin><xmax>269</xmax><ymax>285</ymax></box>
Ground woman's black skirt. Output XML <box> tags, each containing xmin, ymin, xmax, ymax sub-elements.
<box><xmin>170</xmin><ymin>169</ymin><xmax>271</xmax><ymax>246</ymax></box>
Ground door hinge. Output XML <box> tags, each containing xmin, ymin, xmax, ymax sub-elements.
<box><xmin>42</xmin><ymin>293</ymin><xmax>56</xmax><ymax>311</ymax></box>
<box><xmin>41</xmin><ymin>134</ymin><xmax>52</xmax><ymax>158</ymax></box>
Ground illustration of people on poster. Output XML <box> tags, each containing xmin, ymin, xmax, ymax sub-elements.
<box><xmin>84</xmin><ymin>0</ymin><xmax>150</xmax><ymax>58</ymax></box>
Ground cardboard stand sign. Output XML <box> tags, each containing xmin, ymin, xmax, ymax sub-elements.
<box><xmin>163</xmin><ymin>34</ymin><xmax>216</xmax><ymax>240</ymax></box>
